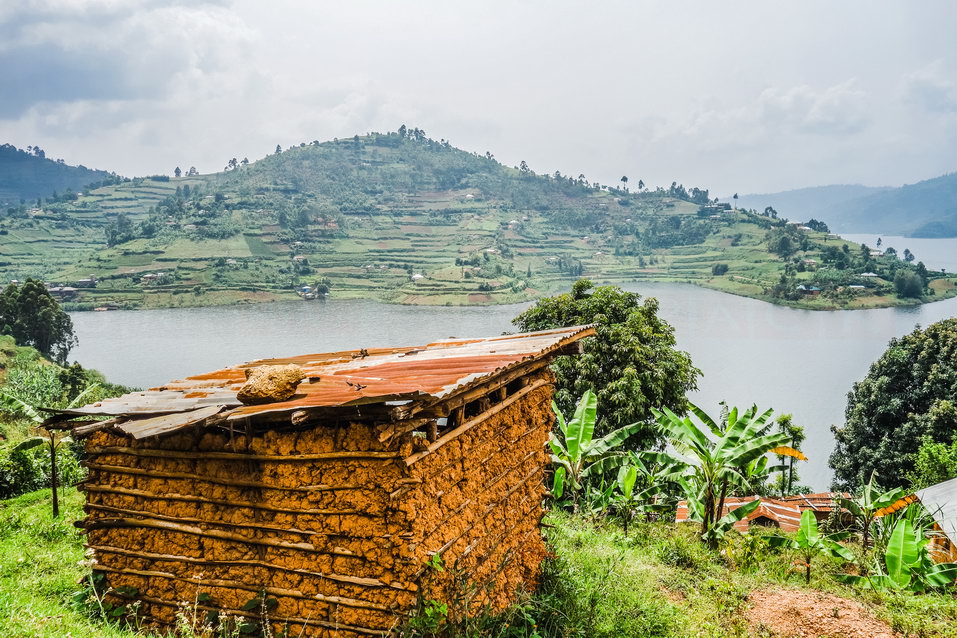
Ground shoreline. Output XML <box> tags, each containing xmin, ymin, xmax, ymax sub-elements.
<box><xmin>61</xmin><ymin>274</ymin><xmax>957</xmax><ymax>314</ymax></box>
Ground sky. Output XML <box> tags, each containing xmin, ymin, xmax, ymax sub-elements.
<box><xmin>2</xmin><ymin>1</ymin><xmax>957</xmax><ymax>194</ymax></box>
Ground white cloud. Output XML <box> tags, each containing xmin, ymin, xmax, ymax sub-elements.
<box><xmin>2</xmin><ymin>1</ymin><xmax>957</xmax><ymax>193</ymax></box>
<box><xmin>903</xmin><ymin>60</ymin><xmax>957</xmax><ymax>115</ymax></box>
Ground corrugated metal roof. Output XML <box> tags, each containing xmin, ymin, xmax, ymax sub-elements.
<box><xmin>676</xmin><ymin>496</ymin><xmax>805</xmax><ymax>532</ymax></box>
<box><xmin>916</xmin><ymin>477</ymin><xmax>957</xmax><ymax>548</ymax></box>
<box><xmin>782</xmin><ymin>492</ymin><xmax>848</xmax><ymax>513</ymax></box>
<box><xmin>59</xmin><ymin>325</ymin><xmax>594</xmax><ymax>423</ymax></box>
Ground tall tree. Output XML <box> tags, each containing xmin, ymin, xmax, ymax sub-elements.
<box><xmin>830</xmin><ymin>318</ymin><xmax>957</xmax><ymax>490</ymax></box>
<box><xmin>0</xmin><ymin>279</ymin><xmax>77</xmax><ymax>364</ymax></box>
<box><xmin>513</xmin><ymin>279</ymin><xmax>699</xmax><ymax>448</ymax></box>
<box><xmin>173</xmin><ymin>166</ymin><xmax>182</xmax><ymax>178</ymax></box>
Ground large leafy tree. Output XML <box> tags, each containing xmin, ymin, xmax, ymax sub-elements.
<box><xmin>830</xmin><ymin>318</ymin><xmax>957</xmax><ymax>490</ymax></box>
<box><xmin>0</xmin><ymin>279</ymin><xmax>77</xmax><ymax>364</ymax></box>
<box><xmin>513</xmin><ymin>279</ymin><xmax>699</xmax><ymax>448</ymax></box>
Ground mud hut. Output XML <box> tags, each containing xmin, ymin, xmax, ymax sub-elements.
<box><xmin>53</xmin><ymin>326</ymin><xmax>593</xmax><ymax>636</ymax></box>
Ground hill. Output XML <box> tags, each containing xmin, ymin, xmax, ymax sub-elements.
<box><xmin>728</xmin><ymin>185</ymin><xmax>889</xmax><ymax>225</ymax></box>
<box><xmin>829</xmin><ymin>172</ymin><xmax>957</xmax><ymax>237</ymax></box>
<box><xmin>0</xmin><ymin>130</ymin><xmax>952</xmax><ymax>310</ymax></box>
<box><xmin>732</xmin><ymin>173</ymin><xmax>957</xmax><ymax>237</ymax></box>
<box><xmin>0</xmin><ymin>144</ymin><xmax>113</xmax><ymax>205</ymax></box>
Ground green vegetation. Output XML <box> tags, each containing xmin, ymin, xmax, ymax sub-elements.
<box><xmin>908</xmin><ymin>436</ymin><xmax>957</xmax><ymax>489</ymax></box>
<box><xmin>515</xmin><ymin>280</ymin><xmax>699</xmax><ymax>445</ymax></box>
<box><xmin>0</xmin><ymin>278</ymin><xmax>78</xmax><ymax>364</ymax></box>
<box><xmin>5</xmin><ymin>488</ymin><xmax>957</xmax><ymax>638</ymax></box>
<box><xmin>768</xmin><ymin>510</ymin><xmax>854</xmax><ymax>584</ymax></box>
<box><xmin>548</xmin><ymin>390</ymin><xmax>642</xmax><ymax>512</ymax></box>
<box><xmin>830</xmin><ymin>318</ymin><xmax>957</xmax><ymax>490</ymax></box>
<box><xmin>0</xmin><ymin>334</ymin><xmax>127</xmax><ymax>503</ymax></box>
<box><xmin>837</xmin><ymin>515</ymin><xmax>957</xmax><ymax>593</ymax></box>
<box><xmin>653</xmin><ymin>403</ymin><xmax>805</xmax><ymax>548</ymax></box>
<box><xmin>1</xmin><ymin>130</ymin><xmax>951</xmax><ymax>311</ymax></box>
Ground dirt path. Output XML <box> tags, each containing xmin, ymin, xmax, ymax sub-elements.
<box><xmin>745</xmin><ymin>589</ymin><xmax>898</xmax><ymax>638</ymax></box>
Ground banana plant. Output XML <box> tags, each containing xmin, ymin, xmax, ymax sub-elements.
<box><xmin>0</xmin><ymin>383</ymin><xmax>98</xmax><ymax>517</ymax></box>
<box><xmin>653</xmin><ymin>402</ymin><xmax>806</xmax><ymax>547</ymax></box>
<box><xmin>612</xmin><ymin>451</ymin><xmax>685</xmax><ymax>535</ymax></box>
<box><xmin>677</xmin><ymin>475</ymin><xmax>764</xmax><ymax>545</ymax></box>
<box><xmin>837</xmin><ymin>472</ymin><xmax>908</xmax><ymax>549</ymax></box>
<box><xmin>549</xmin><ymin>389</ymin><xmax>642</xmax><ymax>512</ymax></box>
<box><xmin>835</xmin><ymin>516</ymin><xmax>957</xmax><ymax>592</ymax></box>
<box><xmin>769</xmin><ymin>509</ymin><xmax>854</xmax><ymax>584</ymax></box>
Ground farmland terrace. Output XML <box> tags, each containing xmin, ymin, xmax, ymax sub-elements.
<box><xmin>1</xmin><ymin>131</ymin><xmax>952</xmax><ymax>311</ymax></box>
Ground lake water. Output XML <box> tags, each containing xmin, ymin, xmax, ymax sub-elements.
<box><xmin>69</xmin><ymin>282</ymin><xmax>957</xmax><ymax>491</ymax></box>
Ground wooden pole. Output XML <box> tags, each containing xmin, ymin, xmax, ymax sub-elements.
<box><xmin>49</xmin><ymin>432</ymin><xmax>59</xmax><ymax>518</ymax></box>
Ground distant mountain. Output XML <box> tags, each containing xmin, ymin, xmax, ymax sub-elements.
<box><xmin>728</xmin><ymin>185</ymin><xmax>890</xmax><ymax>225</ymax></box>
<box><xmin>0</xmin><ymin>144</ymin><xmax>112</xmax><ymax>205</ymax></box>
<box><xmin>729</xmin><ymin>172</ymin><xmax>957</xmax><ymax>237</ymax></box>
<box><xmin>830</xmin><ymin>173</ymin><xmax>957</xmax><ymax>238</ymax></box>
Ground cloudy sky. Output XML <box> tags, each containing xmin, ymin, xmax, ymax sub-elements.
<box><xmin>2</xmin><ymin>0</ymin><xmax>957</xmax><ymax>194</ymax></box>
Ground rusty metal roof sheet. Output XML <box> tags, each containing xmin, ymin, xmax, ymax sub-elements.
<box><xmin>782</xmin><ymin>492</ymin><xmax>849</xmax><ymax>512</ymax></box>
<box><xmin>61</xmin><ymin>325</ymin><xmax>594</xmax><ymax>422</ymax></box>
<box><xmin>677</xmin><ymin>496</ymin><xmax>804</xmax><ymax>533</ymax></box>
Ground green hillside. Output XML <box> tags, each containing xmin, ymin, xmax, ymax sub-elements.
<box><xmin>0</xmin><ymin>130</ymin><xmax>952</xmax><ymax>310</ymax></box>
<box><xmin>0</xmin><ymin>144</ymin><xmax>112</xmax><ymax>205</ymax></box>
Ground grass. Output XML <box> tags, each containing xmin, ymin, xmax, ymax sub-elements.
<box><xmin>0</xmin><ymin>490</ymin><xmax>141</xmax><ymax>638</ymax></box>
<box><xmin>531</xmin><ymin>513</ymin><xmax>957</xmax><ymax>638</ymax></box>
<box><xmin>3</xmin><ymin>489</ymin><xmax>955</xmax><ymax>637</ymax></box>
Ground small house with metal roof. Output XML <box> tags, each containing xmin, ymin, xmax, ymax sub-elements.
<box><xmin>676</xmin><ymin>492</ymin><xmax>850</xmax><ymax>533</ymax></box>
<box><xmin>51</xmin><ymin>326</ymin><xmax>593</xmax><ymax>637</ymax></box>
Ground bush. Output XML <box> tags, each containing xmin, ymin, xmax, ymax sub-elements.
<box><xmin>711</xmin><ymin>263</ymin><xmax>729</xmax><ymax>276</ymax></box>
<box><xmin>656</xmin><ymin>534</ymin><xmax>710</xmax><ymax>570</ymax></box>
<box><xmin>0</xmin><ymin>443</ymin><xmax>83</xmax><ymax>499</ymax></box>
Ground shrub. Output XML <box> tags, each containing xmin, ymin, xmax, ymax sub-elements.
<box><xmin>656</xmin><ymin>534</ymin><xmax>709</xmax><ymax>570</ymax></box>
<box><xmin>0</xmin><ymin>443</ymin><xmax>83</xmax><ymax>499</ymax></box>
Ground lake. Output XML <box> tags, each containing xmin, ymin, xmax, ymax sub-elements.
<box><xmin>69</xmin><ymin>282</ymin><xmax>957</xmax><ymax>490</ymax></box>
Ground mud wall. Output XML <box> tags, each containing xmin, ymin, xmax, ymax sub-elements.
<box><xmin>399</xmin><ymin>374</ymin><xmax>552</xmax><ymax>616</ymax></box>
<box><xmin>81</xmin><ymin>374</ymin><xmax>553</xmax><ymax>636</ymax></box>
<box><xmin>82</xmin><ymin>422</ymin><xmax>419</xmax><ymax>637</ymax></box>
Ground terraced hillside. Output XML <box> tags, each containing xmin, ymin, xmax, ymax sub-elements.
<box><xmin>0</xmin><ymin>131</ymin><xmax>952</xmax><ymax>310</ymax></box>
